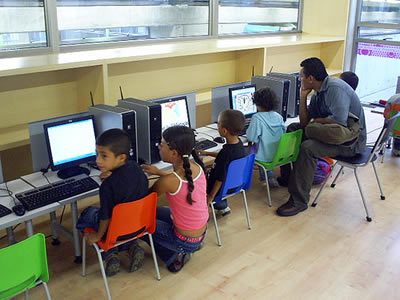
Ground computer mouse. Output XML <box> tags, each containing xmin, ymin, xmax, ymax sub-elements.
<box><xmin>12</xmin><ymin>204</ymin><xmax>25</xmax><ymax>216</ymax></box>
<box><xmin>213</xmin><ymin>136</ymin><xmax>226</xmax><ymax>144</ymax></box>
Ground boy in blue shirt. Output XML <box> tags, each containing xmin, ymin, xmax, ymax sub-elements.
<box><xmin>76</xmin><ymin>129</ymin><xmax>149</xmax><ymax>276</ymax></box>
<box><xmin>246</xmin><ymin>87</ymin><xmax>286</xmax><ymax>185</ymax></box>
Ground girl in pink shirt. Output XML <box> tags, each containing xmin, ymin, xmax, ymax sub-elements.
<box><xmin>142</xmin><ymin>126</ymin><xmax>208</xmax><ymax>272</ymax></box>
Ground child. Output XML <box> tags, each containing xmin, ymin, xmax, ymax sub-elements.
<box><xmin>142</xmin><ymin>126</ymin><xmax>208</xmax><ymax>273</ymax></box>
<box><xmin>340</xmin><ymin>71</ymin><xmax>359</xmax><ymax>91</ymax></box>
<box><xmin>246</xmin><ymin>87</ymin><xmax>286</xmax><ymax>186</ymax></box>
<box><xmin>76</xmin><ymin>128</ymin><xmax>149</xmax><ymax>276</ymax></box>
<box><xmin>198</xmin><ymin>109</ymin><xmax>246</xmax><ymax>216</ymax></box>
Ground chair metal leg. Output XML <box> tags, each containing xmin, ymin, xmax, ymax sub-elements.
<box><xmin>82</xmin><ymin>235</ymin><xmax>86</xmax><ymax>276</ymax></box>
<box><xmin>42</xmin><ymin>281</ymin><xmax>52</xmax><ymax>300</ymax></box>
<box><xmin>24</xmin><ymin>290</ymin><xmax>29</xmax><ymax>300</ymax></box>
<box><xmin>290</xmin><ymin>162</ymin><xmax>293</xmax><ymax>171</ymax></box>
<box><xmin>241</xmin><ymin>190</ymin><xmax>252</xmax><ymax>230</ymax></box>
<box><xmin>263</xmin><ymin>167</ymin><xmax>272</xmax><ymax>207</ymax></box>
<box><xmin>210</xmin><ymin>202</ymin><xmax>222</xmax><ymax>246</ymax></box>
<box><xmin>371</xmin><ymin>161</ymin><xmax>385</xmax><ymax>200</ymax></box>
<box><xmin>312</xmin><ymin>162</ymin><xmax>337</xmax><ymax>207</ymax></box>
<box><xmin>354</xmin><ymin>168</ymin><xmax>372</xmax><ymax>222</ymax></box>
<box><xmin>148</xmin><ymin>234</ymin><xmax>161</xmax><ymax>281</ymax></box>
<box><xmin>330</xmin><ymin>164</ymin><xmax>343</xmax><ymax>188</ymax></box>
<box><xmin>93</xmin><ymin>243</ymin><xmax>112</xmax><ymax>300</ymax></box>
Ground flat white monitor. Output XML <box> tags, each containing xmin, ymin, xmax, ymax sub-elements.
<box><xmin>44</xmin><ymin>115</ymin><xmax>97</xmax><ymax>179</ymax></box>
<box><xmin>229</xmin><ymin>85</ymin><xmax>257</xmax><ymax>118</ymax></box>
<box><xmin>157</xmin><ymin>96</ymin><xmax>191</xmax><ymax>132</ymax></box>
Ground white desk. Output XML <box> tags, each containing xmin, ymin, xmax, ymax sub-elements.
<box><xmin>0</xmin><ymin>179</ymin><xmax>60</xmax><ymax>244</ymax></box>
<box><xmin>19</xmin><ymin>170</ymin><xmax>101</xmax><ymax>263</ymax></box>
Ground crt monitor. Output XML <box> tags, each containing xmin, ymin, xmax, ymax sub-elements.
<box><xmin>229</xmin><ymin>85</ymin><xmax>257</xmax><ymax>118</ymax></box>
<box><xmin>156</xmin><ymin>96</ymin><xmax>191</xmax><ymax>132</ymax></box>
<box><xmin>43</xmin><ymin>115</ymin><xmax>97</xmax><ymax>179</ymax></box>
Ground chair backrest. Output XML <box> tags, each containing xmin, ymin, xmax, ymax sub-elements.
<box><xmin>369</xmin><ymin>112</ymin><xmax>400</xmax><ymax>162</ymax></box>
<box><xmin>99</xmin><ymin>192</ymin><xmax>157</xmax><ymax>252</ymax></box>
<box><xmin>214</xmin><ymin>153</ymin><xmax>256</xmax><ymax>202</ymax></box>
<box><xmin>271</xmin><ymin>129</ymin><xmax>303</xmax><ymax>166</ymax></box>
<box><xmin>0</xmin><ymin>233</ymin><xmax>49</xmax><ymax>300</ymax></box>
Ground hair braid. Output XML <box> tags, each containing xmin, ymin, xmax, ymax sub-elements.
<box><xmin>182</xmin><ymin>156</ymin><xmax>194</xmax><ymax>205</ymax></box>
<box><xmin>191</xmin><ymin>149</ymin><xmax>206</xmax><ymax>173</ymax></box>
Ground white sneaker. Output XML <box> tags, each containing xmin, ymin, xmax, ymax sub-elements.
<box><xmin>216</xmin><ymin>207</ymin><xmax>231</xmax><ymax>216</ymax></box>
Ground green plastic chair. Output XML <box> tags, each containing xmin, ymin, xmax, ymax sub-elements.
<box><xmin>255</xmin><ymin>129</ymin><xmax>303</xmax><ymax>207</ymax></box>
<box><xmin>0</xmin><ymin>233</ymin><xmax>51</xmax><ymax>300</ymax></box>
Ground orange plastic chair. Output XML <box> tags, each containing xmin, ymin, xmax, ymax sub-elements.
<box><xmin>82</xmin><ymin>192</ymin><xmax>160</xmax><ymax>300</ymax></box>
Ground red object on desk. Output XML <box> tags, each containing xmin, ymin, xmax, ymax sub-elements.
<box><xmin>379</xmin><ymin>100</ymin><xmax>387</xmax><ymax>105</ymax></box>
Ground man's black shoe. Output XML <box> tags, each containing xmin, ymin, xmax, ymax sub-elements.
<box><xmin>277</xmin><ymin>177</ymin><xmax>288</xmax><ymax>187</ymax></box>
<box><xmin>277</xmin><ymin>201</ymin><xmax>307</xmax><ymax>217</ymax></box>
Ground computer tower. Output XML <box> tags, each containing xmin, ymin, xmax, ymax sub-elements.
<box><xmin>89</xmin><ymin>104</ymin><xmax>138</xmax><ymax>163</ymax></box>
<box><xmin>118</xmin><ymin>98</ymin><xmax>162</xmax><ymax>164</ymax></box>
<box><xmin>269</xmin><ymin>72</ymin><xmax>300</xmax><ymax>118</ymax></box>
<box><xmin>29</xmin><ymin>112</ymin><xmax>90</xmax><ymax>172</ymax></box>
<box><xmin>211</xmin><ymin>81</ymin><xmax>251</xmax><ymax>123</ymax></box>
<box><xmin>251</xmin><ymin>76</ymin><xmax>290</xmax><ymax>121</ymax></box>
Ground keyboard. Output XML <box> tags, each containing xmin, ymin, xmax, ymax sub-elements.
<box><xmin>194</xmin><ymin>139</ymin><xmax>218</xmax><ymax>151</ymax></box>
<box><xmin>15</xmin><ymin>176</ymin><xmax>99</xmax><ymax>211</ymax></box>
<box><xmin>0</xmin><ymin>203</ymin><xmax>12</xmax><ymax>218</ymax></box>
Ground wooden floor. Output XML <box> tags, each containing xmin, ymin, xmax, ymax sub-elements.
<box><xmin>2</xmin><ymin>110</ymin><xmax>400</xmax><ymax>300</ymax></box>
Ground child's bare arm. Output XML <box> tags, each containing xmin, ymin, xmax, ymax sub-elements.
<box><xmin>207</xmin><ymin>180</ymin><xmax>223</xmax><ymax>204</ymax></box>
<box><xmin>86</xmin><ymin>219</ymin><xmax>110</xmax><ymax>244</ymax></box>
<box><xmin>198</xmin><ymin>150</ymin><xmax>219</xmax><ymax>158</ymax></box>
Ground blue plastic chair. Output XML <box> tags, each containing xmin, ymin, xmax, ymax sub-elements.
<box><xmin>312</xmin><ymin>112</ymin><xmax>400</xmax><ymax>222</ymax></box>
<box><xmin>210</xmin><ymin>153</ymin><xmax>256</xmax><ymax>246</ymax></box>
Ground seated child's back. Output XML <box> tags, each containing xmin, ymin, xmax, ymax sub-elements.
<box><xmin>246</xmin><ymin>87</ymin><xmax>285</xmax><ymax>162</ymax></box>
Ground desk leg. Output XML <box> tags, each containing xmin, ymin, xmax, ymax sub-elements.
<box><xmin>71</xmin><ymin>202</ymin><xmax>82</xmax><ymax>264</ymax></box>
<box><xmin>6</xmin><ymin>227</ymin><xmax>16</xmax><ymax>245</ymax></box>
<box><xmin>50</xmin><ymin>211</ymin><xmax>61</xmax><ymax>246</ymax></box>
<box><xmin>25</xmin><ymin>220</ymin><xmax>34</xmax><ymax>236</ymax></box>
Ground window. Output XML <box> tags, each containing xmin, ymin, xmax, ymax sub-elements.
<box><xmin>56</xmin><ymin>0</ymin><xmax>210</xmax><ymax>45</ymax></box>
<box><xmin>0</xmin><ymin>0</ymin><xmax>47</xmax><ymax>51</ymax></box>
<box><xmin>351</xmin><ymin>0</ymin><xmax>400</xmax><ymax>103</ymax></box>
<box><xmin>361</xmin><ymin>0</ymin><xmax>400</xmax><ymax>24</ymax></box>
<box><xmin>218</xmin><ymin>0</ymin><xmax>300</xmax><ymax>35</ymax></box>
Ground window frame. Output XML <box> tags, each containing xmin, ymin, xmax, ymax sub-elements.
<box><xmin>1</xmin><ymin>0</ymin><xmax>304</xmax><ymax>57</ymax></box>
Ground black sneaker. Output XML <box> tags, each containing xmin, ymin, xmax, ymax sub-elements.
<box><xmin>276</xmin><ymin>200</ymin><xmax>307</xmax><ymax>217</ymax></box>
<box><xmin>128</xmin><ymin>244</ymin><xmax>145</xmax><ymax>272</ymax></box>
<box><xmin>105</xmin><ymin>253</ymin><xmax>120</xmax><ymax>277</ymax></box>
<box><xmin>167</xmin><ymin>253</ymin><xmax>192</xmax><ymax>273</ymax></box>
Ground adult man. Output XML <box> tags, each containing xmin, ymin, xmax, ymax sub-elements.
<box><xmin>277</xmin><ymin>57</ymin><xmax>366</xmax><ymax>217</ymax></box>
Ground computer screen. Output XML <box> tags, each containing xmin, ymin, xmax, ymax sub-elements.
<box><xmin>229</xmin><ymin>85</ymin><xmax>257</xmax><ymax>117</ymax></box>
<box><xmin>156</xmin><ymin>96</ymin><xmax>191</xmax><ymax>132</ymax></box>
<box><xmin>43</xmin><ymin>115</ymin><xmax>97</xmax><ymax>179</ymax></box>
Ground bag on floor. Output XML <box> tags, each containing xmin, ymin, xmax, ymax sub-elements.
<box><xmin>313</xmin><ymin>158</ymin><xmax>332</xmax><ymax>185</ymax></box>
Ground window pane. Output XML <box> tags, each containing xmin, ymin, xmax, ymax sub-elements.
<box><xmin>0</xmin><ymin>0</ymin><xmax>47</xmax><ymax>51</ymax></box>
<box><xmin>359</xmin><ymin>26</ymin><xmax>400</xmax><ymax>41</ymax></box>
<box><xmin>56</xmin><ymin>0</ymin><xmax>209</xmax><ymax>45</ymax></box>
<box><xmin>361</xmin><ymin>0</ymin><xmax>400</xmax><ymax>24</ymax></box>
<box><xmin>218</xmin><ymin>0</ymin><xmax>300</xmax><ymax>35</ymax></box>
<box><xmin>355</xmin><ymin>42</ymin><xmax>400</xmax><ymax>103</ymax></box>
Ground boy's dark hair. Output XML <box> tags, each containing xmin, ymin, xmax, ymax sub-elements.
<box><xmin>163</xmin><ymin>126</ymin><xmax>206</xmax><ymax>205</ymax></box>
<box><xmin>96</xmin><ymin>128</ymin><xmax>131</xmax><ymax>158</ymax></box>
<box><xmin>340</xmin><ymin>71</ymin><xmax>359</xmax><ymax>90</ymax></box>
<box><xmin>219</xmin><ymin>109</ymin><xmax>245</xmax><ymax>136</ymax></box>
<box><xmin>253</xmin><ymin>87</ymin><xmax>279</xmax><ymax>112</ymax></box>
<box><xmin>300</xmin><ymin>57</ymin><xmax>329</xmax><ymax>82</ymax></box>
